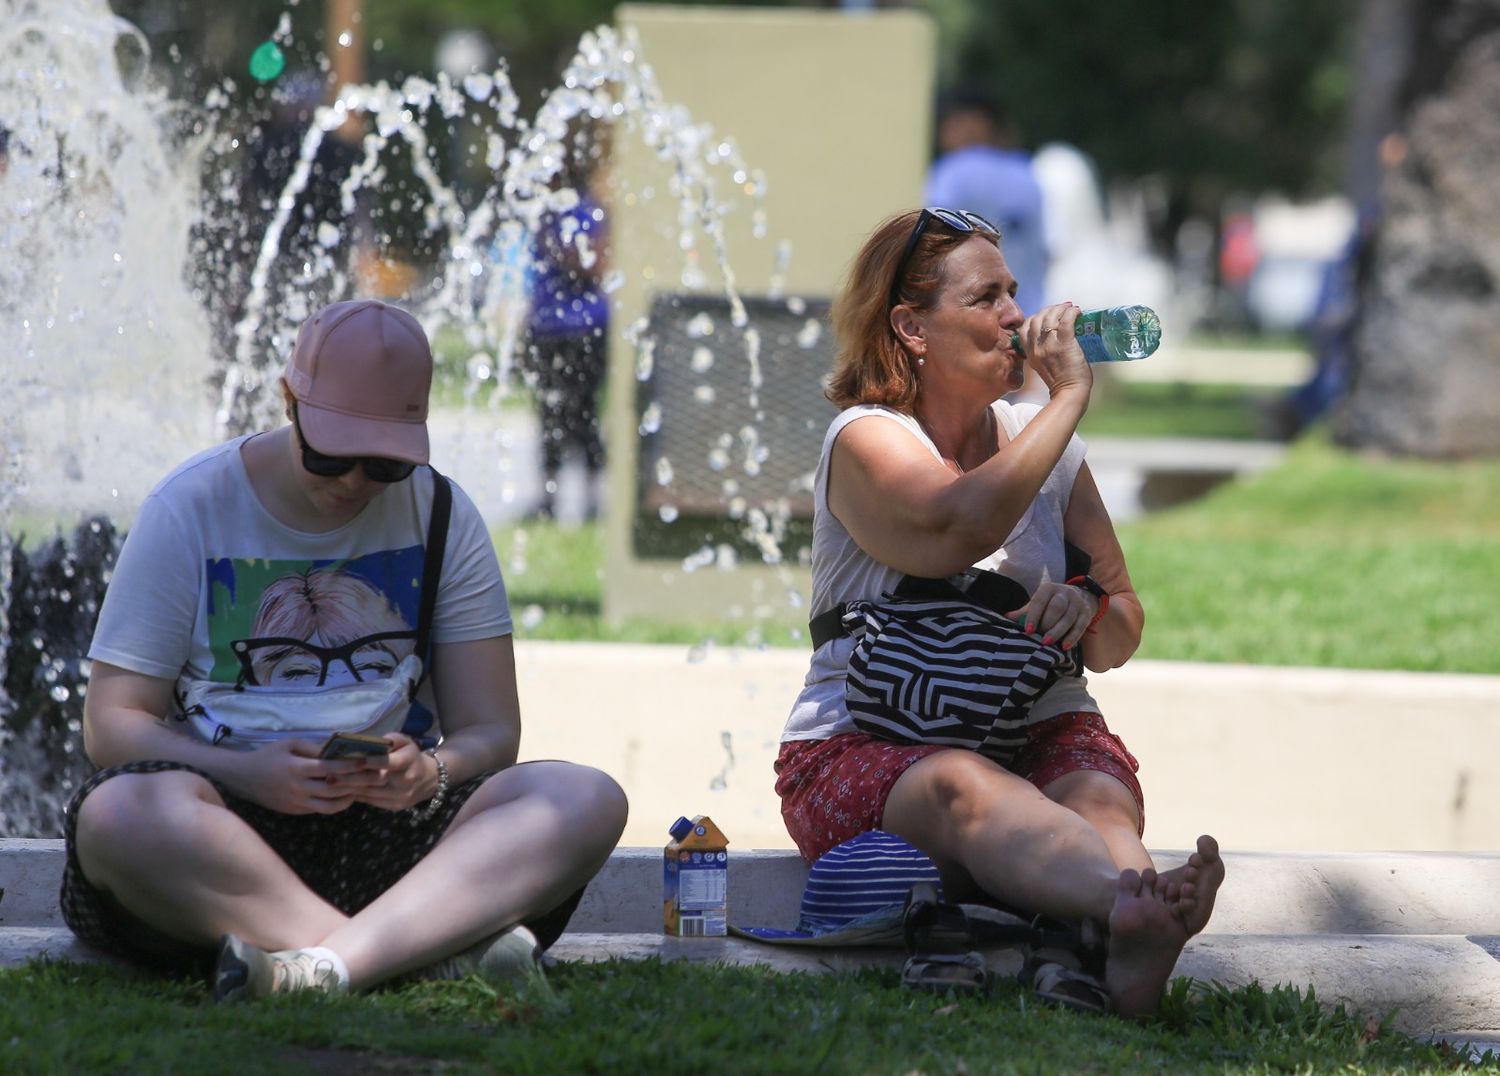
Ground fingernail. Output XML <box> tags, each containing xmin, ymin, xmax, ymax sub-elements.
<box><xmin>1042</xmin><ymin>635</ymin><xmax>1054</xmax><ymax>646</ymax></box>
<box><xmin>1062</xmin><ymin>641</ymin><xmax>1073</xmax><ymax>650</ymax></box>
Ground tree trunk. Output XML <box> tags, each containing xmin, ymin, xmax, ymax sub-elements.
<box><xmin>1333</xmin><ymin>0</ymin><xmax>1500</xmax><ymax>457</ymax></box>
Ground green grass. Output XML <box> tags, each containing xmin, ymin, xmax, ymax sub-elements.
<box><xmin>500</xmin><ymin>434</ymin><xmax>1500</xmax><ymax>675</ymax></box>
<box><xmin>494</xmin><ymin>519</ymin><xmax>807</xmax><ymax>647</ymax></box>
<box><xmin>1119</xmin><ymin>434</ymin><xmax>1500</xmax><ymax>672</ymax></box>
<box><xmin>1</xmin><ymin>959</ymin><xmax>1487</xmax><ymax>1074</ymax></box>
<box><xmin>1078</xmin><ymin>380</ymin><xmax>1271</xmax><ymax>441</ymax></box>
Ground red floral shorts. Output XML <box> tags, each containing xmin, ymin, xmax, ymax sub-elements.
<box><xmin>774</xmin><ymin>712</ymin><xmax>1143</xmax><ymax>863</ymax></box>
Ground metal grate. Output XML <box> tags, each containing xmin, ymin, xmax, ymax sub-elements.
<box><xmin>636</xmin><ymin>293</ymin><xmax>836</xmax><ymax>521</ymax></box>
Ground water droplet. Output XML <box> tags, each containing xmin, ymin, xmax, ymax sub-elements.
<box><xmin>520</xmin><ymin>604</ymin><xmax>545</xmax><ymax>630</ymax></box>
<box><xmin>248</xmin><ymin>41</ymin><xmax>286</xmax><ymax>83</ymax></box>
<box><xmin>316</xmin><ymin>222</ymin><xmax>341</xmax><ymax>249</ymax></box>
<box><xmin>658</xmin><ymin>504</ymin><xmax>679</xmax><ymax>523</ymax></box>
<box><xmin>50</xmin><ymin>685</ymin><xmax>71</xmax><ymax>703</ymax></box>
<box><xmin>686</xmin><ymin>312</ymin><xmax>715</xmax><ymax>338</ymax></box>
<box><xmin>796</xmin><ymin>319</ymin><xmax>822</xmax><ymax>348</ymax></box>
<box><xmin>655</xmin><ymin>457</ymin><xmax>674</xmax><ymax>485</ymax></box>
<box><xmin>463</xmin><ymin>72</ymin><xmax>495</xmax><ymax>101</ymax></box>
<box><xmin>693</xmin><ymin>385</ymin><xmax>716</xmax><ymax>404</ymax></box>
<box><xmin>639</xmin><ymin>401</ymin><xmax>662</xmax><ymax>435</ymax></box>
<box><xmin>690</xmin><ymin>346</ymin><xmax>714</xmax><ymax>372</ymax></box>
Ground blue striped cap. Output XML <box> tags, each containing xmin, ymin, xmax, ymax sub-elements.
<box><xmin>732</xmin><ymin>831</ymin><xmax>943</xmax><ymax>943</ymax></box>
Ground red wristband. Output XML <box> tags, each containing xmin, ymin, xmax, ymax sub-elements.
<box><xmin>1067</xmin><ymin>575</ymin><xmax>1110</xmax><ymax>634</ymax></box>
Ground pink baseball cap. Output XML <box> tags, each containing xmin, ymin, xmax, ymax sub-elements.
<box><xmin>284</xmin><ymin>300</ymin><xmax>432</xmax><ymax>465</ymax></box>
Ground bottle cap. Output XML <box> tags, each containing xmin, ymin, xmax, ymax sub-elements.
<box><xmin>669</xmin><ymin>816</ymin><xmax>693</xmax><ymax>841</ymax></box>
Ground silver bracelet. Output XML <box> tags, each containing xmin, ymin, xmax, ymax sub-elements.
<box><xmin>415</xmin><ymin>748</ymin><xmax>449</xmax><ymax>822</ymax></box>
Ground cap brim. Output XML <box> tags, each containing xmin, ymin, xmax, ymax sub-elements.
<box><xmin>297</xmin><ymin>399</ymin><xmax>429</xmax><ymax>465</ymax></box>
<box><xmin>731</xmin><ymin>902</ymin><xmax>1036</xmax><ymax>949</ymax></box>
<box><xmin>730</xmin><ymin>906</ymin><xmax>909</xmax><ymax>948</ymax></box>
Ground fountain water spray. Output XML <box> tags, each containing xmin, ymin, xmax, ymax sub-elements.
<box><xmin>0</xmin><ymin>0</ymin><xmax>794</xmax><ymax>835</ymax></box>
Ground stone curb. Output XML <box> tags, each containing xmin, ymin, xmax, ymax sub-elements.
<box><xmin>7</xmin><ymin>839</ymin><xmax>1500</xmax><ymax>1036</ymax></box>
<box><xmin>11</xmin><ymin>841</ymin><xmax>1500</xmax><ymax>936</ymax></box>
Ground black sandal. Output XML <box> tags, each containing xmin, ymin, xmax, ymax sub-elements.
<box><xmin>1017</xmin><ymin>917</ymin><xmax>1113</xmax><ymax>1016</ymax></box>
<box><xmin>901</xmin><ymin>951</ymin><xmax>990</xmax><ymax>994</ymax></box>
<box><xmin>1019</xmin><ymin>955</ymin><xmax>1111</xmax><ymax>1015</ymax></box>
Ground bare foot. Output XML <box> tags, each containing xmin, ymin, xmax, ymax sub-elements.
<box><xmin>1104</xmin><ymin>868</ymin><xmax>1189</xmax><ymax>1020</ymax></box>
<box><xmin>1155</xmin><ymin>835</ymin><xmax>1225</xmax><ymax>936</ymax></box>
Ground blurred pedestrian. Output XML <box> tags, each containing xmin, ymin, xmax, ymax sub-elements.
<box><xmin>925</xmin><ymin>86</ymin><xmax>1050</xmax><ymax>404</ymax></box>
<box><xmin>925</xmin><ymin>86</ymin><xmax>1049</xmax><ymax>318</ymax></box>
<box><xmin>1264</xmin><ymin>131</ymin><xmax>1406</xmax><ymax>439</ymax></box>
<box><xmin>521</xmin><ymin>155</ymin><xmax>610</xmax><ymax>522</ymax></box>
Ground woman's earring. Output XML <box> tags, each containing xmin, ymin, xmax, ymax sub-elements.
<box><xmin>916</xmin><ymin>354</ymin><xmax>926</xmax><ymax>367</ymax></box>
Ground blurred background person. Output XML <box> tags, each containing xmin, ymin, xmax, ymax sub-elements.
<box><xmin>521</xmin><ymin>151</ymin><xmax>610</xmax><ymax>522</ymax></box>
<box><xmin>925</xmin><ymin>86</ymin><xmax>1050</xmax><ymax>405</ymax></box>
<box><xmin>925</xmin><ymin>85</ymin><xmax>1049</xmax><ymax>319</ymax></box>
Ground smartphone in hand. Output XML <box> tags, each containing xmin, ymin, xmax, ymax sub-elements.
<box><xmin>319</xmin><ymin>732</ymin><xmax>392</xmax><ymax>761</ymax></box>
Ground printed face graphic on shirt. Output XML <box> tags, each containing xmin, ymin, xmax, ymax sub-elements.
<box><xmin>204</xmin><ymin>546</ymin><xmax>423</xmax><ymax>689</ymax></box>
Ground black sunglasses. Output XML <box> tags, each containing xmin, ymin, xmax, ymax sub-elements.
<box><xmin>291</xmin><ymin>402</ymin><xmax>417</xmax><ymax>483</ymax></box>
<box><xmin>888</xmin><ymin>207</ymin><xmax>998</xmax><ymax>308</ymax></box>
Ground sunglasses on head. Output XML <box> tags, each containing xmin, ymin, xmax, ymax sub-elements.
<box><xmin>291</xmin><ymin>402</ymin><xmax>417</xmax><ymax>483</ymax></box>
<box><xmin>888</xmin><ymin>207</ymin><xmax>998</xmax><ymax>309</ymax></box>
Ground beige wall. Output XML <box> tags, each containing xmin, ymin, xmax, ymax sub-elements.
<box><xmin>516</xmin><ymin>642</ymin><xmax>1500</xmax><ymax>854</ymax></box>
<box><xmin>603</xmin><ymin>4</ymin><xmax>935</xmax><ymax>627</ymax></box>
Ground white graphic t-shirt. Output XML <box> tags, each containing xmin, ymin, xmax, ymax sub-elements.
<box><xmin>88</xmin><ymin>435</ymin><xmax>511</xmax><ymax>742</ymax></box>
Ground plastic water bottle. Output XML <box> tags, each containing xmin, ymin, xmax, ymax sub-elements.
<box><xmin>1010</xmin><ymin>304</ymin><xmax>1162</xmax><ymax>363</ymax></box>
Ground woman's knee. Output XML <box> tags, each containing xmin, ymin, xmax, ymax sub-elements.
<box><xmin>885</xmin><ymin>750</ymin><xmax>1041</xmax><ymax>847</ymax></box>
<box><xmin>1045</xmin><ymin>769</ymin><xmax>1141</xmax><ymax>832</ymax></box>
<box><xmin>487</xmin><ymin>761</ymin><xmax>628</xmax><ymax>834</ymax></box>
<box><xmin>74</xmin><ymin>771</ymin><xmax>221</xmax><ymax>865</ymax></box>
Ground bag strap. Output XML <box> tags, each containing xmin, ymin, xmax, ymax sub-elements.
<box><xmin>807</xmin><ymin>567</ymin><xmax>1032</xmax><ymax>650</ymax></box>
<box><xmin>808</xmin><ymin>603</ymin><xmax>848</xmax><ymax>650</ymax></box>
<box><xmin>414</xmin><ymin>467</ymin><xmax>452</xmax><ymax>689</ymax></box>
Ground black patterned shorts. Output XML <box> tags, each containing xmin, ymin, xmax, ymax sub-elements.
<box><xmin>60</xmin><ymin>759</ymin><xmax>582</xmax><ymax>978</ymax></box>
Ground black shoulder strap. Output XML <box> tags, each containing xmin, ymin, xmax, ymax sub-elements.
<box><xmin>809</xmin><ymin>568</ymin><xmax>1033</xmax><ymax>649</ymax></box>
<box><xmin>414</xmin><ymin>467</ymin><xmax>452</xmax><ymax>687</ymax></box>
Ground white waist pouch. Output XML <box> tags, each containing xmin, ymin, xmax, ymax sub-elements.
<box><xmin>172</xmin><ymin>654</ymin><xmax>423</xmax><ymax>750</ymax></box>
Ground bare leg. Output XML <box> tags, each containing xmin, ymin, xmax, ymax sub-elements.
<box><xmin>1048</xmin><ymin>773</ymin><xmax>1224</xmax><ymax>936</ymax></box>
<box><xmin>882</xmin><ymin>750</ymin><xmax>1122</xmax><ymax>920</ymax></box>
<box><xmin>882</xmin><ymin>750</ymin><xmax>1193</xmax><ymax>1018</ymax></box>
<box><xmin>323</xmin><ymin>761</ymin><xmax>626</xmax><ymax>987</ymax></box>
<box><xmin>75</xmin><ymin>763</ymin><xmax>627</xmax><ymax>990</ymax></box>
<box><xmin>1043</xmin><ymin>769</ymin><xmax>1151</xmax><ymax>874</ymax></box>
<box><xmin>74</xmin><ymin>771</ymin><xmax>347</xmax><ymax>947</ymax></box>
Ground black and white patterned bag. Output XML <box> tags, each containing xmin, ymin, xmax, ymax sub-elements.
<box><xmin>842</xmin><ymin>588</ymin><xmax>1080</xmax><ymax>760</ymax></box>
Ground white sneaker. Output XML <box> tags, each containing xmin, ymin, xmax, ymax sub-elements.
<box><xmin>425</xmin><ymin>924</ymin><xmax>544</xmax><ymax>985</ymax></box>
<box><xmin>213</xmin><ymin>934</ymin><xmax>347</xmax><ymax>1003</ymax></box>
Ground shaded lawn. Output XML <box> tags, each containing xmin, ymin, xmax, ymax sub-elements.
<box><xmin>1</xmin><ymin>959</ymin><xmax>1487</xmax><ymax>1075</ymax></box>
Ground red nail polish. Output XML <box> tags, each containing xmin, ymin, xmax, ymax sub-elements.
<box><xmin>1042</xmin><ymin>635</ymin><xmax>1054</xmax><ymax>646</ymax></box>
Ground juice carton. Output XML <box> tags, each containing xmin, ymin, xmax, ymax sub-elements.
<box><xmin>663</xmin><ymin>814</ymin><xmax>729</xmax><ymax>936</ymax></box>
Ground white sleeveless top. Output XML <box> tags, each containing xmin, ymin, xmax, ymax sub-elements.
<box><xmin>782</xmin><ymin>401</ymin><xmax>1100</xmax><ymax>742</ymax></box>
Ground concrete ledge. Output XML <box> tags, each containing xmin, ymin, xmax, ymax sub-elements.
<box><xmin>9</xmin><ymin>838</ymin><xmax>1500</xmax><ymax>1037</ymax></box>
<box><xmin>11</xmin><ymin>840</ymin><xmax>1500</xmax><ymax>937</ymax></box>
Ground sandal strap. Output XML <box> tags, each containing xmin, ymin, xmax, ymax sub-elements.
<box><xmin>1023</xmin><ymin>958</ymin><xmax>1113</xmax><ymax>1015</ymax></box>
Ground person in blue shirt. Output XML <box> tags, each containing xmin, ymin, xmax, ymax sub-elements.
<box><xmin>925</xmin><ymin>87</ymin><xmax>1049</xmax><ymax>320</ymax></box>
<box><xmin>522</xmin><ymin>158</ymin><xmax>610</xmax><ymax>521</ymax></box>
